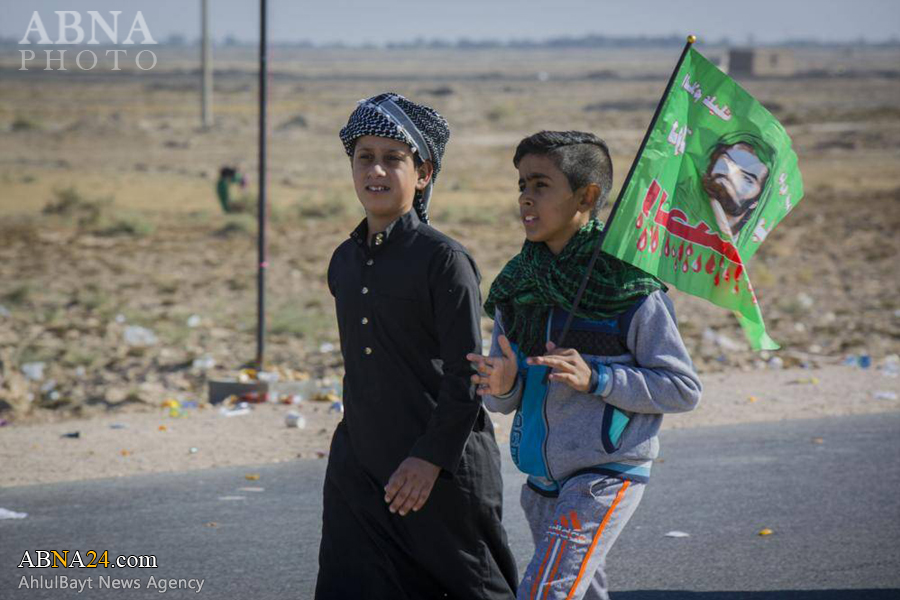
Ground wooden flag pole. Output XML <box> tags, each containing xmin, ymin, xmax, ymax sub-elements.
<box><xmin>550</xmin><ymin>35</ymin><xmax>697</xmax><ymax>356</ymax></box>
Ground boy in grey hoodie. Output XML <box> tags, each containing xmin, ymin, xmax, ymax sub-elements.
<box><xmin>468</xmin><ymin>131</ymin><xmax>701</xmax><ymax>600</ymax></box>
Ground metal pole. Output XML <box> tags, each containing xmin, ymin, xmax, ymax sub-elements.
<box><xmin>552</xmin><ymin>35</ymin><xmax>697</xmax><ymax>354</ymax></box>
<box><xmin>256</xmin><ymin>0</ymin><xmax>268</xmax><ymax>368</ymax></box>
<box><xmin>201</xmin><ymin>0</ymin><xmax>212</xmax><ymax>128</ymax></box>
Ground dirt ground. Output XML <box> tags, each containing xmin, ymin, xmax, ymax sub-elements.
<box><xmin>0</xmin><ymin>45</ymin><xmax>898</xmax><ymax>486</ymax></box>
<box><xmin>1</xmin><ymin>364</ymin><xmax>897</xmax><ymax>488</ymax></box>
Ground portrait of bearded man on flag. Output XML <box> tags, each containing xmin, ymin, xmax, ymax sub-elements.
<box><xmin>701</xmin><ymin>131</ymin><xmax>775</xmax><ymax>239</ymax></box>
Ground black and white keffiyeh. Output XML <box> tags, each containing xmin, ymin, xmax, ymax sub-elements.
<box><xmin>339</xmin><ymin>93</ymin><xmax>450</xmax><ymax>223</ymax></box>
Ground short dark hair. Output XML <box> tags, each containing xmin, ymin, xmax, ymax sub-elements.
<box><xmin>513</xmin><ymin>130</ymin><xmax>613</xmax><ymax>217</ymax></box>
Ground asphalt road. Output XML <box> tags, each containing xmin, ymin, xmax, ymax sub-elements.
<box><xmin>1</xmin><ymin>413</ymin><xmax>899</xmax><ymax>599</ymax></box>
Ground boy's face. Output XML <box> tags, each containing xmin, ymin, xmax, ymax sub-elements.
<box><xmin>351</xmin><ymin>136</ymin><xmax>430</xmax><ymax>223</ymax></box>
<box><xmin>517</xmin><ymin>154</ymin><xmax>594</xmax><ymax>255</ymax></box>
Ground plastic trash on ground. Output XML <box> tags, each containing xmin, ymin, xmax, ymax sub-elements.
<box><xmin>0</xmin><ymin>508</ymin><xmax>28</xmax><ymax>520</ymax></box>
<box><xmin>257</xmin><ymin>371</ymin><xmax>280</xmax><ymax>384</ymax></box>
<box><xmin>239</xmin><ymin>392</ymin><xmax>267</xmax><ymax>404</ymax></box>
<box><xmin>285</xmin><ymin>411</ymin><xmax>307</xmax><ymax>428</ymax></box>
<box><xmin>192</xmin><ymin>356</ymin><xmax>216</xmax><ymax>371</ymax></box>
<box><xmin>123</xmin><ymin>325</ymin><xmax>158</xmax><ymax>347</ymax></box>
<box><xmin>238</xmin><ymin>368</ymin><xmax>258</xmax><ymax>383</ymax></box>
<box><xmin>21</xmin><ymin>362</ymin><xmax>46</xmax><ymax>381</ymax></box>
<box><xmin>220</xmin><ymin>402</ymin><xmax>251</xmax><ymax>417</ymax></box>
<box><xmin>310</xmin><ymin>379</ymin><xmax>343</xmax><ymax>403</ymax></box>
<box><xmin>664</xmin><ymin>531</ymin><xmax>690</xmax><ymax>538</ymax></box>
<box><xmin>162</xmin><ymin>398</ymin><xmax>184</xmax><ymax>418</ymax></box>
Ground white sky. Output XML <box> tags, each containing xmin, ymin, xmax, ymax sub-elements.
<box><xmin>2</xmin><ymin>0</ymin><xmax>899</xmax><ymax>45</ymax></box>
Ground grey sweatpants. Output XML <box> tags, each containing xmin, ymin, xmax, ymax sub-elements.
<box><xmin>518</xmin><ymin>473</ymin><xmax>645</xmax><ymax>600</ymax></box>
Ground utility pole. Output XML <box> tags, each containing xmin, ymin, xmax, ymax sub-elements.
<box><xmin>256</xmin><ymin>0</ymin><xmax>269</xmax><ymax>368</ymax></box>
<box><xmin>201</xmin><ymin>0</ymin><xmax>212</xmax><ymax>129</ymax></box>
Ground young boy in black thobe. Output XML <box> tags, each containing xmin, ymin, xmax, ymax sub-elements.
<box><xmin>315</xmin><ymin>93</ymin><xmax>518</xmax><ymax>600</ymax></box>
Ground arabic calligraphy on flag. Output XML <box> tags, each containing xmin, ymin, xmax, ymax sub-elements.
<box><xmin>601</xmin><ymin>47</ymin><xmax>803</xmax><ymax>350</ymax></box>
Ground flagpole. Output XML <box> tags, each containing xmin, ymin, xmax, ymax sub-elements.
<box><xmin>551</xmin><ymin>35</ymin><xmax>696</xmax><ymax>354</ymax></box>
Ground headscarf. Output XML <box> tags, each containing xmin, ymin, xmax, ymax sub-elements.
<box><xmin>339</xmin><ymin>92</ymin><xmax>450</xmax><ymax>223</ymax></box>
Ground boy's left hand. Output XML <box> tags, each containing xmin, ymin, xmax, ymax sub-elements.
<box><xmin>527</xmin><ymin>341</ymin><xmax>592</xmax><ymax>393</ymax></box>
<box><xmin>384</xmin><ymin>457</ymin><xmax>440</xmax><ymax>516</ymax></box>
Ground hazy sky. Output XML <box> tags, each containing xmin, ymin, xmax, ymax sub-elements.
<box><xmin>3</xmin><ymin>0</ymin><xmax>899</xmax><ymax>45</ymax></box>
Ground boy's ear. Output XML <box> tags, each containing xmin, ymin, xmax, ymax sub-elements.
<box><xmin>415</xmin><ymin>160</ymin><xmax>434</xmax><ymax>191</ymax></box>
<box><xmin>577</xmin><ymin>183</ymin><xmax>602</xmax><ymax>213</ymax></box>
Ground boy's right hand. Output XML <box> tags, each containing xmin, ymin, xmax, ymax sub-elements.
<box><xmin>466</xmin><ymin>335</ymin><xmax>518</xmax><ymax>397</ymax></box>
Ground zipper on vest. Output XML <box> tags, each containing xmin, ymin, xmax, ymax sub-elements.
<box><xmin>541</xmin><ymin>308</ymin><xmax>554</xmax><ymax>482</ymax></box>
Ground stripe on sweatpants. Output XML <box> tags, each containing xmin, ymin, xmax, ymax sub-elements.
<box><xmin>533</xmin><ymin>536</ymin><xmax>563</xmax><ymax>600</ymax></box>
<box><xmin>542</xmin><ymin>537</ymin><xmax>569</xmax><ymax>600</ymax></box>
<box><xmin>530</xmin><ymin>519</ymin><xmax>561</xmax><ymax>600</ymax></box>
<box><xmin>569</xmin><ymin>510</ymin><xmax>582</xmax><ymax>530</ymax></box>
<box><xmin>565</xmin><ymin>480</ymin><xmax>631</xmax><ymax>600</ymax></box>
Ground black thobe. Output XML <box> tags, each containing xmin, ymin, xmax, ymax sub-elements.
<box><xmin>315</xmin><ymin>210</ymin><xmax>517</xmax><ymax>600</ymax></box>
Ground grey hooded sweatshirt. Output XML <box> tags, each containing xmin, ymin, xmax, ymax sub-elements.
<box><xmin>483</xmin><ymin>290</ymin><xmax>701</xmax><ymax>495</ymax></box>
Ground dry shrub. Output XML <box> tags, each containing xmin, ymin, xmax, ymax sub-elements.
<box><xmin>43</xmin><ymin>186</ymin><xmax>112</xmax><ymax>227</ymax></box>
<box><xmin>42</xmin><ymin>187</ymin><xmax>154</xmax><ymax>237</ymax></box>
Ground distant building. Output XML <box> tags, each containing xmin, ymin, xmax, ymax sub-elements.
<box><xmin>707</xmin><ymin>53</ymin><xmax>730</xmax><ymax>74</ymax></box>
<box><xmin>728</xmin><ymin>48</ymin><xmax>796</xmax><ymax>77</ymax></box>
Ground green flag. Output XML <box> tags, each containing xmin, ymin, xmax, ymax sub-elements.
<box><xmin>601</xmin><ymin>45</ymin><xmax>803</xmax><ymax>350</ymax></box>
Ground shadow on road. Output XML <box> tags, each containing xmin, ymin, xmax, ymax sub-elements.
<box><xmin>613</xmin><ymin>590</ymin><xmax>900</xmax><ymax>599</ymax></box>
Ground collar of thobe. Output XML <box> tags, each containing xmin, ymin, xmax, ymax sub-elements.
<box><xmin>349</xmin><ymin>209</ymin><xmax>421</xmax><ymax>247</ymax></box>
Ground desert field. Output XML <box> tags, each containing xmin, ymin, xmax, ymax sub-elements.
<box><xmin>0</xmin><ymin>44</ymin><xmax>898</xmax><ymax>484</ymax></box>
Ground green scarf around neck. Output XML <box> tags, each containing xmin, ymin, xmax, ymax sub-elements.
<box><xmin>484</xmin><ymin>219</ymin><xmax>665</xmax><ymax>358</ymax></box>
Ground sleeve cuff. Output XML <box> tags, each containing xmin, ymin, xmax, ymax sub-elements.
<box><xmin>493</xmin><ymin>374</ymin><xmax>522</xmax><ymax>399</ymax></box>
<box><xmin>409</xmin><ymin>442</ymin><xmax>462</xmax><ymax>477</ymax></box>
<box><xmin>589</xmin><ymin>362</ymin><xmax>612</xmax><ymax>397</ymax></box>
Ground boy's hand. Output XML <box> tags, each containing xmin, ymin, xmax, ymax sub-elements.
<box><xmin>466</xmin><ymin>335</ymin><xmax>518</xmax><ymax>397</ymax></box>
<box><xmin>527</xmin><ymin>341</ymin><xmax>592</xmax><ymax>393</ymax></box>
<box><xmin>384</xmin><ymin>457</ymin><xmax>440</xmax><ymax>516</ymax></box>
